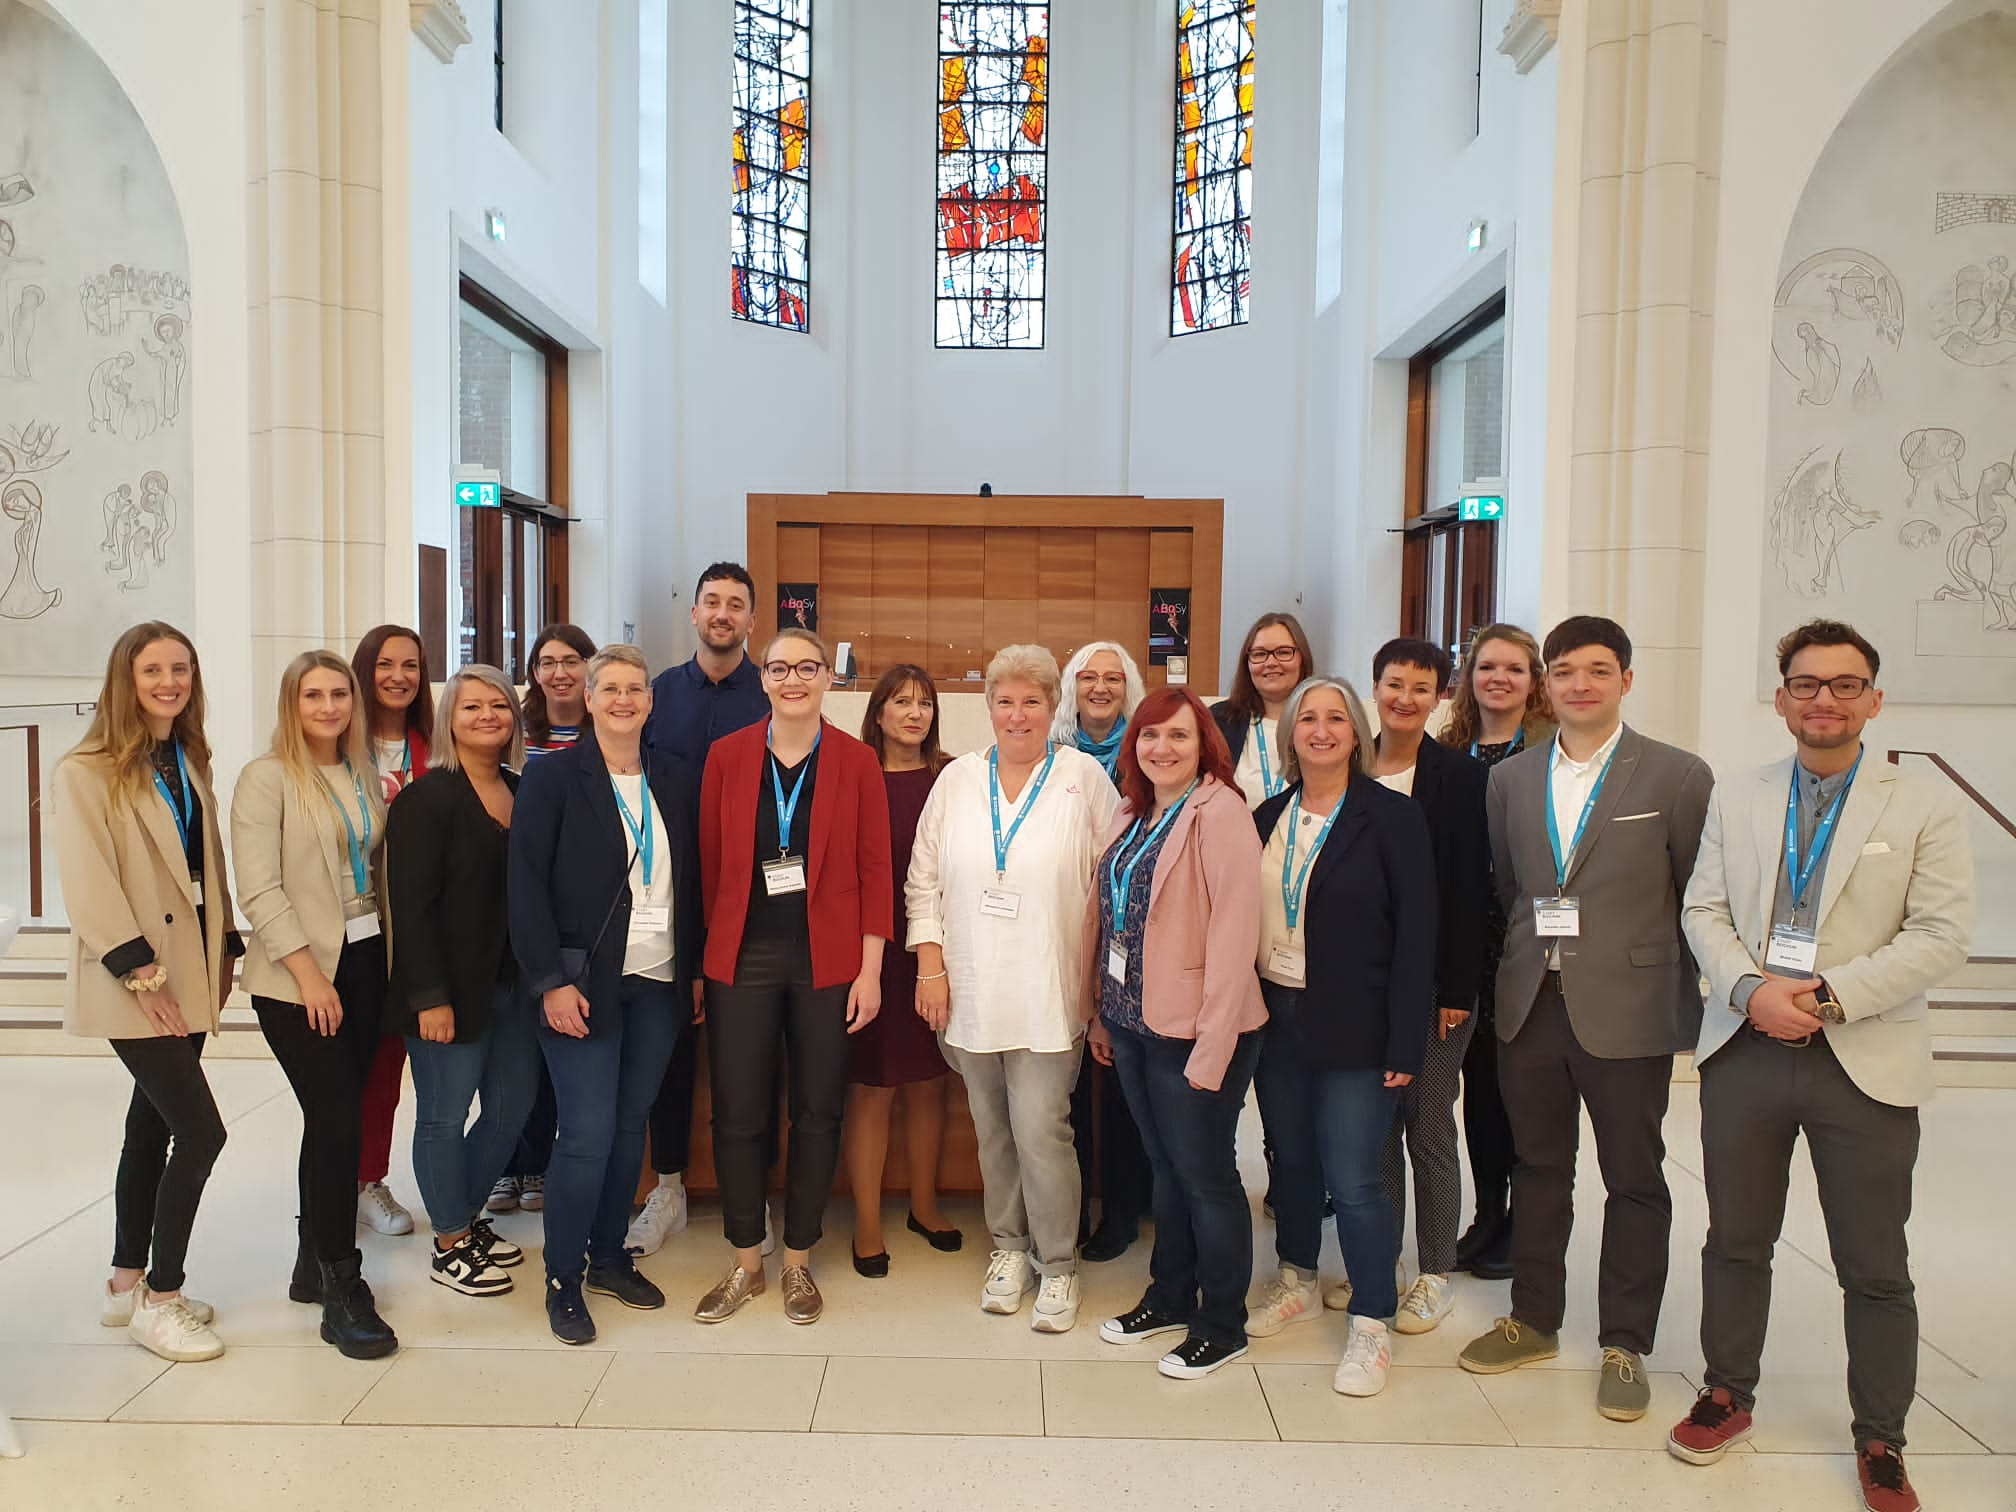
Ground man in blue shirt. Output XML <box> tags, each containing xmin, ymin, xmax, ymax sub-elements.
<box><xmin>629</xmin><ymin>562</ymin><xmax>773</xmax><ymax>1258</ymax></box>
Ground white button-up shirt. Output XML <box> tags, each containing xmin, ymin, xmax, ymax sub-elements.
<box><xmin>1544</xmin><ymin>722</ymin><xmax>1624</xmax><ymax>967</ymax></box>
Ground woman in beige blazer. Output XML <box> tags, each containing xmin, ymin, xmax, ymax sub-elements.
<box><xmin>54</xmin><ymin>622</ymin><xmax>242</xmax><ymax>1364</ymax></box>
<box><xmin>230</xmin><ymin>649</ymin><xmax>397</xmax><ymax>1360</ymax></box>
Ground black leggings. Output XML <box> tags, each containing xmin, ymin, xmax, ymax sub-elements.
<box><xmin>110</xmin><ymin>1032</ymin><xmax>227</xmax><ymax>1293</ymax></box>
<box><xmin>254</xmin><ymin>938</ymin><xmax>387</xmax><ymax>1264</ymax></box>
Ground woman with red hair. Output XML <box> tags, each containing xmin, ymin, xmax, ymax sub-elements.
<box><xmin>1079</xmin><ymin>687</ymin><xmax>1266</xmax><ymax>1380</ymax></box>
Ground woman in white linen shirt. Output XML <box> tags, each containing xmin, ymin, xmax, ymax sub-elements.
<box><xmin>909</xmin><ymin>644</ymin><xmax>1121</xmax><ymax>1336</ymax></box>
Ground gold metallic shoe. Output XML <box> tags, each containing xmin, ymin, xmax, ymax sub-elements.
<box><xmin>781</xmin><ymin>1264</ymin><xmax>822</xmax><ymax>1325</ymax></box>
<box><xmin>694</xmin><ymin>1265</ymin><xmax>766</xmax><ymax>1324</ymax></box>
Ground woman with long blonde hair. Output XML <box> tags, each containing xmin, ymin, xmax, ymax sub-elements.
<box><xmin>231</xmin><ymin>649</ymin><xmax>397</xmax><ymax>1359</ymax></box>
<box><xmin>53</xmin><ymin>623</ymin><xmax>242</xmax><ymax>1362</ymax></box>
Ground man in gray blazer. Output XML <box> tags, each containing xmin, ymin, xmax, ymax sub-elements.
<box><xmin>1457</xmin><ymin>616</ymin><xmax>1713</xmax><ymax>1424</ymax></box>
<box><xmin>1668</xmin><ymin>620</ymin><xmax>1971</xmax><ymax>1512</ymax></box>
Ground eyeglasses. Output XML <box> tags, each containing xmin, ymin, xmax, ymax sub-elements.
<box><xmin>763</xmin><ymin>660</ymin><xmax>828</xmax><ymax>682</ymax></box>
<box><xmin>1247</xmin><ymin>646</ymin><xmax>1301</xmax><ymax>666</ymax></box>
<box><xmin>1783</xmin><ymin>675</ymin><xmax>1872</xmax><ymax>701</ymax></box>
<box><xmin>535</xmin><ymin>655</ymin><xmax>585</xmax><ymax>674</ymax></box>
<box><xmin>1076</xmin><ymin>671</ymin><xmax>1127</xmax><ymax>687</ymax></box>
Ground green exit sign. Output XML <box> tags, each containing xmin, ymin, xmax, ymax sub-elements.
<box><xmin>456</xmin><ymin>479</ymin><xmax>501</xmax><ymax>508</ymax></box>
<box><xmin>1459</xmin><ymin>494</ymin><xmax>1505</xmax><ymax>522</ymax></box>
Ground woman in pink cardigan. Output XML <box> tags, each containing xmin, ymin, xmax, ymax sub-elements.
<box><xmin>1080</xmin><ymin>686</ymin><xmax>1266</xmax><ymax>1381</ymax></box>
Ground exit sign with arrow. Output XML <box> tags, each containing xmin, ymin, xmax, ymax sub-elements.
<box><xmin>455</xmin><ymin>478</ymin><xmax>501</xmax><ymax>509</ymax></box>
<box><xmin>1458</xmin><ymin>494</ymin><xmax>1505</xmax><ymax>522</ymax></box>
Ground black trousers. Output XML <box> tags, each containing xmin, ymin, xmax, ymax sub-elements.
<box><xmin>706</xmin><ymin>935</ymin><xmax>850</xmax><ymax>1253</ymax></box>
<box><xmin>1499</xmin><ymin>976</ymin><xmax>1674</xmax><ymax>1354</ymax></box>
<box><xmin>253</xmin><ymin>937</ymin><xmax>387</xmax><ymax>1264</ymax></box>
<box><xmin>1700</xmin><ymin>1028</ymin><xmax>1920</xmax><ymax>1447</ymax></box>
<box><xmin>1462</xmin><ymin>980</ymin><xmax>1517</xmax><ymax>1221</ymax></box>
<box><xmin>110</xmin><ymin>1032</ymin><xmax>227</xmax><ymax>1293</ymax></box>
<box><xmin>1072</xmin><ymin>1050</ymin><xmax>1151</xmax><ymax>1235</ymax></box>
<box><xmin>507</xmin><ymin>1057</ymin><xmax>557</xmax><ymax>1178</ymax></box>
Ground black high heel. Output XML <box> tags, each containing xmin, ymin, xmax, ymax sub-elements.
<box><xmin>852</xmin><ymin>1244</ymin><xmax>890</xmax><ymax>1278</ymax></box>
<box><xmin>907</xmin><ymin>1212</ymin><xmax>964</xmax><ymax>1253</ymax></box>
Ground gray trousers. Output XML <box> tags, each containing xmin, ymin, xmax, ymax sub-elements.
<box><xmin>941</xmin><ymin>1038</ymin><xmax>1083</xmax><ymax>1276</ymax></box>
<box><xmin>1382</xmin><ymin>1009</ymin><xmax>1476</xmax><ymax>1276</ymax></box>
<box><xmin>1700</xmin><ymin>1027</ymin><xmax>1920</xmax><ymax>1448</ymax></box>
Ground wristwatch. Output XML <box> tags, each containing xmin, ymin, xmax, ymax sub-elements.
<box><xmin>123</xmin><ymin>966</ymin><xmax>169</xmax><ymax>993</ymax></box>
<box><xmin>1812</xmin><ymin>978</ymin><xmax>1846</xmax><ymax>1026</ymax></box>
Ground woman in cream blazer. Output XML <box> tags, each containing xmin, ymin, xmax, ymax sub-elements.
<box><xmin>53</xmin><ymin>622</ymin><xmax>241</xmax><ymax>1364</ymax></box>
<box><xmin>230</xmin><ymin>649</ymin><xmax>397</xmax><ymax>1360</ymax></box>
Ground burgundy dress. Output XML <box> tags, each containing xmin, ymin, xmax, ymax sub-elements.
<box><xmin>850</xmin><ymin>764</ymin><xmax>948</xmax><ymax>1087</ymax></box>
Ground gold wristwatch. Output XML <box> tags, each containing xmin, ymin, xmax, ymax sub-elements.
<box><xmin>1812</xmin><ymin>978</ymin><xmax>1846</xmax><ymax>1026</ymax></box>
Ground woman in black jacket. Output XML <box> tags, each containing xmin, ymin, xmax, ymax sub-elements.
<box><xmin>1242</xmin><ymin>676</ymin><xmax>1435</xmax><ymax>1402</ymax></box>
<box><xmin>508</xmin><ymin>645</ymin><xmax>703</xmax><ymax>1346</ymax></box>
<box><xmin>387</xmin><ymin>665</ymin><xmax>539</xmax><ymax>1299</ymax></box>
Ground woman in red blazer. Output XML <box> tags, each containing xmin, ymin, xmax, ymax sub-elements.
<box><xmin>696</xmin><ymin>627</ymin><xmax>892</xmax><ymax>1327</ymax></box>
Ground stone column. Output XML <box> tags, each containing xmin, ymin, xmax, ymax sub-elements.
<box><xmin>1563</xmin><ymin>0</ymin><xmax>1725</xmax><ymax>745</ymax></box>
<box><xmin>244</xmin><ymin>0</ymin><xmax>387</xmax><ymax>691</ymax></box>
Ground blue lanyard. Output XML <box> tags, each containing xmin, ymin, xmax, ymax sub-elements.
<box><xmin>1783</xmin><ymin>749</ymin><xmax>1861</xmax><ymax>913</ymax></box>
<box><xmin>1471</xmin><ymin>728</ymin><xmax>1525</xmax><ymax>760</ymax></box>
<box><xmin>152</xmin><ymin>741</ymin><xmax>194</xmax><ymax>859</ymax></box>
<box><xmin>1544</xmin><ymin>735</ymin><xmax>1618</xmax><ymax>890</ymax></box>
<box><xmin>767</xmin><ymin>722</ymin><xmax>821</xmax><ymax>857</ymax></box>
<box><xmin>1254</xmin><ymin>720</ymin><xmax>1284</xmax><ymax>798</ymax></box>
<box><xmin>989</xmin><ymin>743</ymin><xmax>1056</xmax><ymax>878</ymax></box>
<box><xmin>610</xmin><ymin>770</ymin><xmax>655</xmax><ymax>882</ymax></box>
<box><xmin>321</xmin><ymin>760</ymin><xmax>373</xmax><ymax>896</ymax></box>
<box><xmin>1280</xmin><ymin>790</ymin><xmax>1344</xmax><ymax>929</ymax></box>
<box><xmin>1106</xmin><ymin>781</ymin><xmax>1196</xmax><ymax>929</ymax></box>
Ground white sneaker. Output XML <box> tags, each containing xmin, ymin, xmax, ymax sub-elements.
<box><xmin>1030</xmin><ymin>1271</ymin><xmax>1080</xmax><ymax>1334</ymax></box>
<box><xmin>1246</xmin><ymin>1264</ymin><xmax>1321</xmax><ymax>1338</ymax></box>
<box><xmin>624</xmin><ymin>1179</ymin><xmax>688</xmax><ymax>1257</ymax></box>
<box><xmin>979</xmin><ymin>1249</ymin><xmax>1036</xmax><ymax>1314</ymax></box>
<box><xmin>127</xmin><ymin>1288</ymin><xmax>223</xmax><ymax>1363</ymax></box>
<box><xmin>103</xmin><ymin>1280</ymin><xmax>213</xmax><ymax>1328</ymax></box>
<box><xmin>1332</xmin><ymin>1315</ymin><xmax>1392</xmax><ymax>1397</ymax></box>
<box><xmin>357</xmin><ymin>1181</ymin><xmax>414</xmax><ymax>1236</ymax></box>
<box><xmin>1394</xmin><ymin>1272</ymin><xmax>1454</xmax><ymax>1334</ymax></box>
<box><xmin>1323</xmin><ymin>1277</ymin><xmax>1353</xmax><ymax>1311</ymax></box>
<box><xmin>761</xmin><ymin>1205</ymin><xmax>777</xmax><ymax>1258</ymax></box>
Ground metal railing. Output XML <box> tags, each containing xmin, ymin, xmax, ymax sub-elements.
<box><xmin>1886</xmin><ymin>750</ymin><xmax>2016</xmax><ymax>843</ymax></box>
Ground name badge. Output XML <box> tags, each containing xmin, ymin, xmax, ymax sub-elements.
<box><xmin>1106</xmin><ymin>944</ymin><xmax>1127</xmax><ymax>984</ymax></box>
<box><xmin>189</xmin><ymin>876</ymin><xmax>203</xmax><ymax>906</ymax></box>
<box><xmin>1763</xmin><ymin>925</ymin><xmax>1819</xmax><ymax>976</ymax></box>
<box><xmin>979</xmin><ymin>887</ymin><xmax>1023</xmax><ymax>920</ymax></box>
<box><xmin>762</xmin><ymin>856</ymin><xmax>808</xmax><ymax>896</ymax></box>
<box><xmin>1267</xmin><ymin>944</ymin><xmax>1307</xmax><ymax>985</ymax></box>
<box><xmin>1533</xmin><ymin>897</ymin><xmax>1581</xmax><ymax>937</ymax></box>
<box><xmin>344</xmin><ymin>910</ymin><xmax>382</xmax><ymax>942</ymax></box>
<box><xmin>629</xmin><ymin>903</ymin><xmax>671</xmax><ymax>935</ymax></box>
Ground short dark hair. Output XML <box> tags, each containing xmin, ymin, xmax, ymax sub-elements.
<box><xmin>1542</xmin><ymin>615</ymin><xmax>1632</xmax><ymax>672</ymax></box>
<box><xmin>693</xmin><ymin>561</ymin><xmax>755</xmax><ymax>604</ymax></box>
<box><xmin>1776</xmin><ymin>618</ymin><xmax>1880</xmax><ymax>682</ymax></box>
<box><xmin>1371</xmin><ymin>636</ymin><xmax>1453</xmax><ymax>690</ymax></box>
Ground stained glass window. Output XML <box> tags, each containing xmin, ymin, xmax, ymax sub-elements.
<box><xmin>732</xmin><ymin>0</ymin><xmax>811</xmax><ymax>331</ymax></box>
<box><xmin>1173</xmin><ymin>0</ymin><xmax>1254</xmax><ymax>335</ymax></box>
<box><xmin>937</xmin><ymin>3</ymin><xmax>1049</xmax><ymax>349</ymax></box>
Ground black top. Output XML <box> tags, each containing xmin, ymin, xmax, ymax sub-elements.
<box><xmin>642</xmin><ymin>654</ymin><xmax>770</xmax><ymax>769</ymax></box>
<box><xmin>385</xmin><ymin>766</ymin><xmax>519</xmax><ymax>1042</ymax></box>
<box><xmin>1209</xmin><ymin>700</ymin><xmax>1253</xmax><ymax>765</ymax></box>
<box><xmin>1391</xmin><ymin>736</ymin><xmax>1492</xmax><ymax>1015</ymax></box>
<box><xmin>1468</xmin><ymin>736</ymin><xmax>1525</xmax><ymax>1012</ymax></box>
<box><xmin>744</xmin><ymin>745</ymin><xmax>818</xmax><ymax>943</ymax></box>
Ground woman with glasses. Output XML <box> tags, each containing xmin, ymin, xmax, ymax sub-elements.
<box><xmin>1211</xmin><ymin>613</ymin><xmax>1317</xmax><ymax>813</ymax></box>
<box><xmin>693</xmin><ymin>628</ymin><xmax>891</xmax><ymax>1325</ymax></box>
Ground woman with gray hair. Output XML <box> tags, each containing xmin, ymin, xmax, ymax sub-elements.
<box><xmin>1241</xmin><ymin>676</ymin><xmax>1436</xmax><ymax>1400</ymax></box>
<box><xmin>386</xmin><ymin>665</ymin><xmax>540</xmax><ymax>1299</ymax></box>
<box><xmin>1051</xmin><ymin>641</ymin><xmax>1146</xmax><ymax>783</ymax></box>
<box><xmin>909</xmin><ymin>645</ymin><xmax>1121</xmax><ymax>1333</ymax></box>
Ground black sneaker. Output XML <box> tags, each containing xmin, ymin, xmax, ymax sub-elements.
<box><xmin>430</xmin><ymin>1233</ymin><xmax>513</xmax><ymax>1297</ymax></box>
<box><xmin>546</xmin><ymin>1276</ymin><xmax>597</xmax><ymax>1345</ymax></box>
<box><xmin>585</xmin><ymin>1260</ymin><xmax>667</xmax><ymax>1311</ymax></box>
<box><xmin>467</xmin><ymin>1216</ymin><xmax>523</xmax><ymax>1268</ymax></box>
<box><xmin>1158</xmin><ymin>1334</ymin><xmax>1249</xmax><ymax>1380</ymax></box>
<box><xmin>1099</xmin><ymin>1302</ymin><xmax>1189</xmax><ymax>1345</ymax></box>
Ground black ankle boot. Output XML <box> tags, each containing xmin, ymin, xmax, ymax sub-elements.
<box><xmin>289</xmin><ymin>1218</ymin><xmax>321</xmax><ymax>1304</ymax></box>
<box><xmin>319</xmin><ymin>1252</ymin><xmax>398</xmax><ymax>1360</ymax></box>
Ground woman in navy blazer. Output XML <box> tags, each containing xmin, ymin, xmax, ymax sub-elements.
<box><xmin>508</xmin><ymin>645</ymin><xmax>701</xmax><ymax>1346</ymax></box>
<box><xmin>695</xmin><ymin>627</ymin><xmax>892</xmax><ymax>1327</ymax></box>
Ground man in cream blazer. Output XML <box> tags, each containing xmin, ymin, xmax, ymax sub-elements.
<box><xmin>1672</xmin><ymin>620</ymin><xmax>1972</xmax><ymax>1512</ymax></box>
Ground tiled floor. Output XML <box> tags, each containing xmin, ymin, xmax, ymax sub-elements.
<box><xmin>1</xmin><ymin>1054</ymin><xmax>2012</xmax><ymax>1511</ymax></box>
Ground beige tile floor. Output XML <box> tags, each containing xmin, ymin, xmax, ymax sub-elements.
<box><xmin>1</xmin><ymin>1055</ymin><xmax>2012</xmax><ymax>1511</ymax></box>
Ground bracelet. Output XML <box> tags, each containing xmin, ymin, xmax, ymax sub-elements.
<box><xmin>123</xmin><ymin>966</ymin><xmax>169</xmax><ymax>993</ymax></box>
<box><xmin>917</xmin><ymin>970</ymin><xmax>948</xmax><ymax>982</ymax></box>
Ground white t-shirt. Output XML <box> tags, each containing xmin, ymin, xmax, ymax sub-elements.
<box><xmin>1257</xmin><ymin>800</ymin><xmax>1336</xmax><ymax>986</ymax></box>
<box><xmin>905</xmin><ymin>747</ymin><xmax>1122</xmax><ymax>1054</ymax></box>
<box><xmin>317</xmin><ymin>764</ymin><xmax>377</xmax><ymax>913</ymax></box>
<box><xmin>611</xmin><ymin>772</ymin><xmax>675</xmax><ymax>981</ymax></box>
<box><xmin>1232</xmin><ymin>716</ymin><xmax>1286</xmax><ymax>811</ymax></box>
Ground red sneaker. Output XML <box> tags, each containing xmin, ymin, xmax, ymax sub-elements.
<box><xmin>1857</xmin><ymin>1440</ymin><xmax>1921</xmax><ymax>1512</ymax></box>
<box><xmin>1666</xmin><ymin>1386</ymin><xmax>1754</xmax><ymax>1465</ymax></box>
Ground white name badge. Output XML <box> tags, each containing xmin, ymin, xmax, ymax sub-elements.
<box><xmin>979</xmin><ymin>887</ymin><xmax>1023</xmax><ymax>921</ymax></box>
<box><xmin>629</xmin><ymin>903</ymin><xmax>671</xmax><ymax>935</ymax></box>
<box><xmin>189</xmin><ymin>877</ymin><xmax>203</xmax><ymax>906</ymax></box>
<box><xmin>1533</xmin><ymin>897</ymin><xmax>1581</xmax><ymax>937</ymax></box>
<box><xmin>762</xmin><ymin>856</ymin><xmax>808</xmax><ymax>896</ymax></box>
<box><xmin>1106</xmin><ymin>944</ymin><xmax>1128</xmax><ymax>984</ymax></box>
<box><xmin>344</xmin><ymin>910</ymin><xmax>382</xmax><ymax>942</ymax></box>
<box><xmin>1763</xmin><ymin>925</ymin><xmax>1819</xmax><ymax>976</ymax></box>
<box><xmin>1267</xmin><ymin>944</ymin><xmax>1307</xmax><ymax>985</ymax></box>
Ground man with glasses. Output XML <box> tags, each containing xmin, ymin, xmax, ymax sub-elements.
<box><xmin>1668</xmin><ymin>620</ymin><xmax>1971</xmax><ymax>1512</ymax></box>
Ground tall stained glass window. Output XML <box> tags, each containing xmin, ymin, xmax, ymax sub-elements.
<box><xmin>937</xmin><ymin>3</ymin><xmax>1049</xmax><ymax>349</ymax></box>
<box><xmin>1172</xmin><ymin>0</ymin><xmax>1254</xmax><ymax>335</ymax></box>
<box><xmin>732</xmin><ymin>1</ymin><xmax>811</xmax><ymax>331</ymax></box>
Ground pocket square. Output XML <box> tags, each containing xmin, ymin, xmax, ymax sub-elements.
<box><xmin>1861</xmin><ymin>841</ymin><xmax>1892</xmax><ymax>855</ymax></box>
<box><xmin>1612</xmin><ymin>811</ymin><xmax>1660</xmax><ymax>822</ymax></box>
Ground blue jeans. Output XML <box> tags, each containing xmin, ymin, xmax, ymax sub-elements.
<box><xmin>1255</xmin><ymin>982</ymin><xmax>1401</xmax><ymax>1319</ymax></box>
<box><xmin>539</xmin><ymin>975</ymin><xmax>682</xmax><ymax>1284</ymax></box>
<box><xmin>406</xmin><ymin>981</ymin><xmax>543</xmax><ymax>1238</ymax></box>
<box><xmin>1108</xmin><ymin>1022</ymin><xmax>1262</xmax><ymax>1348</ymax></box>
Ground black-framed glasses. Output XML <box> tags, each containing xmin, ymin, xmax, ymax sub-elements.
<box><xmin>763</xmin><ymin>659</ymin><xmax>827</xmax><ymax>682</ymax></box>
<box><xmin>1247</xmin><ymin>646</ymin><xmax>1300</xmax><ymax>666</ymax></box>
<box><xmin>1783</xmin><ymin>674</ymin><xmax>1871</xmax><ymax>700</ymax></box>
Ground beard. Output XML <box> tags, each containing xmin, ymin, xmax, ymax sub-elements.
<box><xmin>1797</xmin><ymin>721</ymin><xmax>1860</xmax><ymax>749</ymax></box>
<box><xmin>698</xmin><ymin>619</ymin><xmax>745</xmax><ymax>651</ymax></box>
